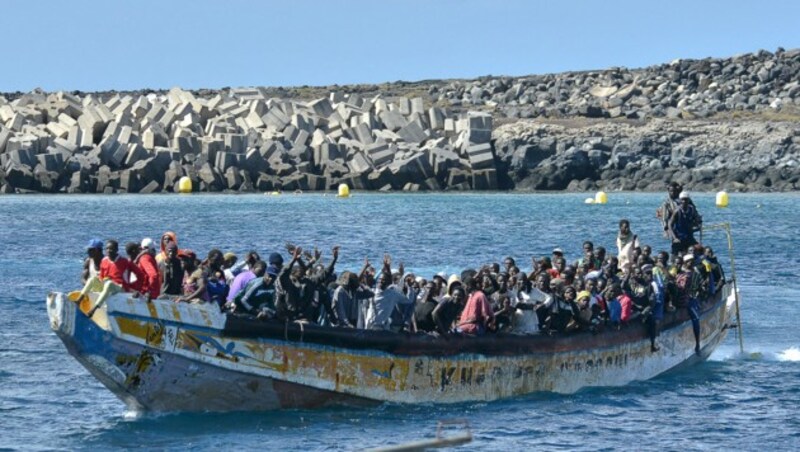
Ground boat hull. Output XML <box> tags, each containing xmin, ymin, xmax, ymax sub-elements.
<box><xmin>47</xmin><ymin>287</ymin><xmax>737</xmax><ymax>412</ymax></box>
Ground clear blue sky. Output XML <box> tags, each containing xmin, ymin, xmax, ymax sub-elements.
<box><xmin>3</xmin><ymin>0</ymin><xmax>799</xmax><ymax>92</ymax></box>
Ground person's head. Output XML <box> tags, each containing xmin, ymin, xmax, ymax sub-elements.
<box><xmin>668</xmin><ymin>182</ymin><xmax>682</xmax><ymax>199</ymax></box>
<box><xmin>451</xmin><ymin>287</ymin><xmax>466</xmax><ymax>304</ymax></box>
<box><xmin>490</xmin><ymin>263</ymin><xmax>500</xmax><ymax>274</ymax></box>
<box><xmin>553</xmin><ymin>256</ymin><xmax>566</xmax><ymax>272</ymax></box>
<box><xmin>503</xmin><ymin>256</ymin><xmax>515</xmax><ymax>270</ymax></box>
<box><xmin>291</xmin><ymin>264</ymin><xmax>305</xmax><ymax>281</ymax></box>
<box><xmin>641</xmin><ymin>264</ymin><xmax>654</xmax><ymax>281</ymax></box>
<box><xmin>378</xmin><ymin>271</ymin><xmax>392</xmax><ymax>290</ymax></box>
<box><xmin>595</xmin><ymin>246</ymin><xmax>606</xmax><ymax>262</ymax></box>
<box><xmin>552</xmin><ymin>248</ymin><xmax>564</xmax><ymax>260</ymax></box>
<box><xmin>549</xmin><ymin>278</ymin><xmax>564</xmax><ymax>296</ymax></box>
<box><xmin>508</xmin><ymin>265</ymin><xmax>520</xmax><ymax>277</ymax></box>
<box><xmin>424</xmin><ymin>281</ymin><xmax>437</xmax><ymax>301</ymax></box>
<box><xmin>481</xmin><ymin>274</ymin><xmax>494</xmax><ymax>291</ymax></box>
<box><xmin>539</xmin><ymin>256</ymin><xmax>552</xmax><ymax>270</ymax></box>
<box><xmin>683</xmin><ymin>253</ymin><xmax>695</xmax><ymax>270</ymax></box>
<box><xmin>536</xmin><ymin>273</ymin><xmax>551</xmax><ymax>291</ymax></box>
<box><xmin>86</xmin><ymin>238</ymin><xmax>103</xmax><ymax>259</ymax></box>
<box><xmin>206</xmin><ymin>249</ymin><xmax>222</xmax><ymax>268</ymax></box>
<box><xmin>105</xmin><ymin>240</ymin><xmax>119</xmax><ymax>259</ymax></box>
<box><xmin>704</xmin><ymin>246</ymin><xmax>715</xmax><ymax>258</ymax></box>
<box><xmin>619</xmin><ymin>219</ymin><xmax>630</xmax><ymax>234</ymax></box>
<box><xmin>679</xmin><ymin>191</ymin><xmax>691</xmax><ymax>207</ymax></box>
<box><xmin>582</xmin><ymin>241</ymin><xmax>594</xmax><ymax>254</ymax></box>
<box><xmin>179</xmin><ymin>250</ymin><xmax>197</xmax><ymax>270</ymax></box>
<box><xmin>141</xmin><ymin>238</ymin><xmax>156</xmax><ymax>256</ymax></box>
<box><xmin>251</xmin><ymin>260</ymin><xmax>267</xmax><ymax>278</ymax></box>
<box><xmin>577</xmin><ymin>290</ymin><xmax>591</xmax><ymax>306</ymax></box>
<box><xmin>656</xmin><ymin>251</ymin><xmax>669</xmax><ymax>266</ymax></box>
<box><xmin>642</xmin><ymin>245</ymin><xmax>652</xmax><ymax>258</ymax></box>
<box><xmin>585</xmin><ymin>277</ymin><xmax>598</xmax><ymax>293</ymax></box>
<box><xmin>166</xmin><ymin>243</ymin><xmax>178</xmax><ymax>260</ymax></box>
<box><xmin>268</xmin><ymin>252</ymin><xmax>284</xmax><ymax>269</ymax></box>
<box><xmin>561</xmin><ymin>266</ymin><xmax>576</xmax><ymax>284</ymax></box>
<box><xmin>125</xmin><ymin>241</ymin><xmax>141</xmax><ymax>259</ymax></box>
<box><xmin>463</xmin><ymin>275</ymin><xmax>478</xmax><ymax>293</ymax></box>
<box><xmin>223</xmin><ymin>252</ymin><xmax>237</xmax><ymax>269</ymax></box>
<box><xmin>160</xmin><ymin>232</ymin><xmax>177</xmax><ymax>253</ymax></box>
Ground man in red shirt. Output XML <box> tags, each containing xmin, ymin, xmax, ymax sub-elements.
<box><xmin>457</xmin><ymin>276</ymin><xmax>495</xmax><ymax>335</ymax></box>
<box><xmin>125</xmin><ymin>239</ymin><xmax>161</xmax><ymax>299</ymax></box>
<box><xmin>100</xmin><ymin>240</ymin><xmax>144</xmax><ymax>292</ymax></box>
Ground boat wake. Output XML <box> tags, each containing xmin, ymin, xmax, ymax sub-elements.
<box><xmin>776</xmin><ymin>346</ymin><xmax>800</xmax><ymax>362</ymax></box>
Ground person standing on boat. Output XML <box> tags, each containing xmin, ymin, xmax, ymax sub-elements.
<box><xmin>656</xmin><ymin>182</ymin><xmax>682</xmax><ymax>237</ymax></box>
<box><xmin>456</xmin><ymin>275</ymin><xmax>495</xmax><ymax>335</ymax></box>
<box><xmin>364</xmin><ymin>255</ymin><xmax>410</xmax><ymax>331</ymax></box>
<box><xmin>676</xmin><ymin>254</ymin><xmax>703</xmax><ymax>354</ymax></box>
<box><xmin>156</xmin><ymin>231</ymin><xmax>178</xmax><ymax>269</ymax></box>
<box><xmin>160</xmin><ymin>243</ymin><xmax>183</xmax><ymax>296</ymax></box>
<box><xmin>668</xmin><ymin>191</ymin><xmax>703</xmax><ymax>256</ymax></box>
<box><xmin>81</xmin><ymin>238</ymin><xmax>104</xmax><ymax>284</ymax></box>
<box><xmin>616</xmin><ymin>219</ymin><xmax>640</xmax><ymax>270</ymax></box>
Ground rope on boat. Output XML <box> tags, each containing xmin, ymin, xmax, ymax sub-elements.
<box><xmin>283</xmin><ymin>319</ymin><xmax>306</xmax><ymax>343</ymax></box>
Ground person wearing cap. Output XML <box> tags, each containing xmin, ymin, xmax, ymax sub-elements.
<box><xmin>160</xmin><ymin>243</ymin><xmax>183</xmax><ymax>296</ymax></box>
<box><xmin>676</xmin><ymin>252</ymin><xmax>703</xmax><ymax>354</ymax></box>
<box><xmin>551</xmin><ymin>248</ymin><xmax>564</xmax><ymax>263</ymax></box>
<box><xmin>668</xmin><ymin>190</ymin><xmax>703</xmax><ymax>257</ymax></box>
<box><xmin>82</xmin><ymin>238</ymin><xmax>104</xmax><ymax>284</ymax></box>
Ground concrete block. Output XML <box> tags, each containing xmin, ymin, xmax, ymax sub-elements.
<box><xmin>0</xmin><ymin>127</ymin><xmax>10</xmax><ymax>153</ymax></box>
<box><xmin>348</xmin><ymin>151</ymin><xmax>373</xmax><ymax>174</ymax></box>
<box><xmin>411</xmin><ymin>97</ymin><xmax>425</xmax><ymax>115</ymax></box>
<box><xmin>379</xmin><ymin>110</ymin><xmax>407</xmax><ymax>131</ymax></box>
<box><xmin>139</xmin><ymin>180</ymin><xmax>160</xmax><ymax>194</ymax></box>
<box><xmin>224</xmin><ymin>166</ymin><xmax>243</xmax><ymax>190</ymax></box>
<box><xmin>281</xmin><ymin>172</ymin><xmax>310</xmax><ymax>191</ymax></box>
<box><xmin>428</xmin><ymin>108</ymin><xmax>446</xmax><ymax>131</ymax></box>
<box><xmin>124</xmin><ymin>144</ymin><xmax>149</xmax><ymax>167</ymax></box>
<box><xmin>262</xmin><ymin>107</ymin><xmax>290</xmax><ymax>130</ymax></box>
<box><xmin>244</xmin><ymin>110</ymin><xmax>265</xmax><ymax>129</ymax></box>
<box><xmin>46</xmin><ymin>121</ymin><xmax>70</xmax><ymax>138</ymax></box>
<box><xmin>309</xmin><ymin>98</ymin><xmax>334</xmax><ymax>118</ymax></box>
<box><xmin>447</xmin><ymin>168</ymin><xmax>471</xmax><ymax>187</ymax></box>
<box><xmin>36</xmin><ymin>153</ymin><xmax>64</xmax><ymax>172</ymax></box>
<box><xmin>244</xmin><ymin>148</ymin><xmax>268</xmax><ymax>174</ymax></box>
<box><xmin>467</xmin><ymin>142</ymin><xmax>494</xmax><ymax>170</ymax></box>
<box><xmin>223</xmin><ymin>133</ymin><xmax>246</xmax><ymax>154</ymax></box>
<box><xmin>215</xmin><ymin>151</ymin><xmax>238</xmax><ymax>172</ymax></box>
<box><xmin>397</xmin><ymin>121</ymin><xmax>428</xmax><ymax>144</ymax></box>
<box><xmin>472</xmin><ymin>168</ymin><xmax>498</xmax><ymax>190</ymax></box>
<box><xmin>288</xmin><ymin>144</ymin><xmax>311</xmax><ymax>161</ymax></box>
<box><xmin>291</xmin><ymin>113</ymin><xmax>314</xmax><ymax>133</ymax></box>
<box><xmin>255</xmin><ymin>172</ymin><xmax>281</xmax><ymax>191</ymax></box>
<box><xmin>293</xmin><ymin>129</ymin><xmax>310</xmax><ymax>147</ymax></box>
<box><xmin>119</xmin><ymin>169</ymin><xmax>141</xmax><ymax>193</ymax></box>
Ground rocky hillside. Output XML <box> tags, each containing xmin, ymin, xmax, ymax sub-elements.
<box><xmin>1</xmin><ymin>47</ymin><xmax>799</xmax><ymax>194</ymax></box>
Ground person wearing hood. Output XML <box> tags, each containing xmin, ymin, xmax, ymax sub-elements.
<box><xmin>156</xmin><ymin>231</ymin><xmax>178</xmax><ymax>267</ymax></box>
<box><xmin>134</xmin><ymin>238</ymin><xmax>161</xmax><ymax>299</ymax></box>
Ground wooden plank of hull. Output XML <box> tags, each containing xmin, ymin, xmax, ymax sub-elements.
<box><xmin>47</xmin><ymin>288</ymin><xmax>735</xmax><ymax>411</ymax></box>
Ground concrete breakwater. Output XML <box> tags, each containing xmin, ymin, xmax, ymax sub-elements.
<box><xmin>1</xmin><ymin>48</ymin><xmax>799</xmax><ymax>194</ymax></box>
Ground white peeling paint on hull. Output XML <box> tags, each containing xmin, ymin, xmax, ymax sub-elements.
<box><xmin>47</xmin><ymin>288</ymin><xmax>736</xmax><ymax>412</ymax></box>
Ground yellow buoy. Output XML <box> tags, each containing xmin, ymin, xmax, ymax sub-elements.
<box><xmin>594</xmin><ymin>191</ymin><xmax>608</xmax><ymax>204</ymax></box>
<box><xmin>716</xmin><ymin>190</ymin><xmax>729</xmax><ymax>208</ymax></box>
<box><xmin>337</xmin><ymin>183</ymin><xmax>350</xmax><ymax>198</ymax></box>
<box><xmin>177</xmin><ymin>176</ymin><xmax>192</xmax><ymax>194</ymax></box>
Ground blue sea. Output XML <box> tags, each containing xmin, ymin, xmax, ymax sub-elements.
<box><xmin>1</xmin><ymin>192</ymin><xmax>799</xmax><ymax>451</ymax></box>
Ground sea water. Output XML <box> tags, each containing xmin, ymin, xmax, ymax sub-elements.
<box><xmin>0</xmin><ymin>192</ymin><xmax>798</xmax><ymax>450</ymax></box>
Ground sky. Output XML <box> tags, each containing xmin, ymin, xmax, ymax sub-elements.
<box><xmin>2</xmin><ymin>0</ymin><xmax>799</xmax><ymax>92</ymax></box>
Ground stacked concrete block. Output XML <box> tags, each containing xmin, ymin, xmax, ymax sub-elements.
<box><xmin>0</xmin><ymin>85</ymin><xmax>504</xmax><ymax>193</ymax></box>
<box><xmin>466</xmin><ymin>142</ymin><xmax>495</xmax><ymax>170</ymax></box>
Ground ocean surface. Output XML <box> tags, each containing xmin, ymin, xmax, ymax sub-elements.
<box><xmin>1</xmin><ymin>192</ymin><xmax>798</xmax><ymax>451</ymax></box>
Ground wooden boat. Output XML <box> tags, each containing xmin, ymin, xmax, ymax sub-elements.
<box><xmin>45</xmin><ymin>282</ymin><xmax>738</xmax><ymax>412</ymax></box>
<box><xmin>47</xmin><ymin>224</ymin><xmax>743</xmax><ymax>412</ymax></box>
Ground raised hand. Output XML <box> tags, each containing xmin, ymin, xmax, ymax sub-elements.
<box><xmin>331</xmin><ymin>246</ymin><xmax>340</xmax><ymax>260</ymax></box>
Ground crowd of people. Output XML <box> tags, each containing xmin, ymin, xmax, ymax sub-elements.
<box><xmin>75</xmin><ymin>182</ymin><xmax>722</xmax><ymax>353</ymax></box>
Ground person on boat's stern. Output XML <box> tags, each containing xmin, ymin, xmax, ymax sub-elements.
<box><xmin>457</xmin><ymin>276</ymin><xmax>495</xmax><ymax>335</ymax></box>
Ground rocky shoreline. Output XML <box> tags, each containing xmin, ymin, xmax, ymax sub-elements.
<box><xmin>1</xmin><ymin>48</ymin><xmax>799</xmax><ymax>194</ymax></box>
